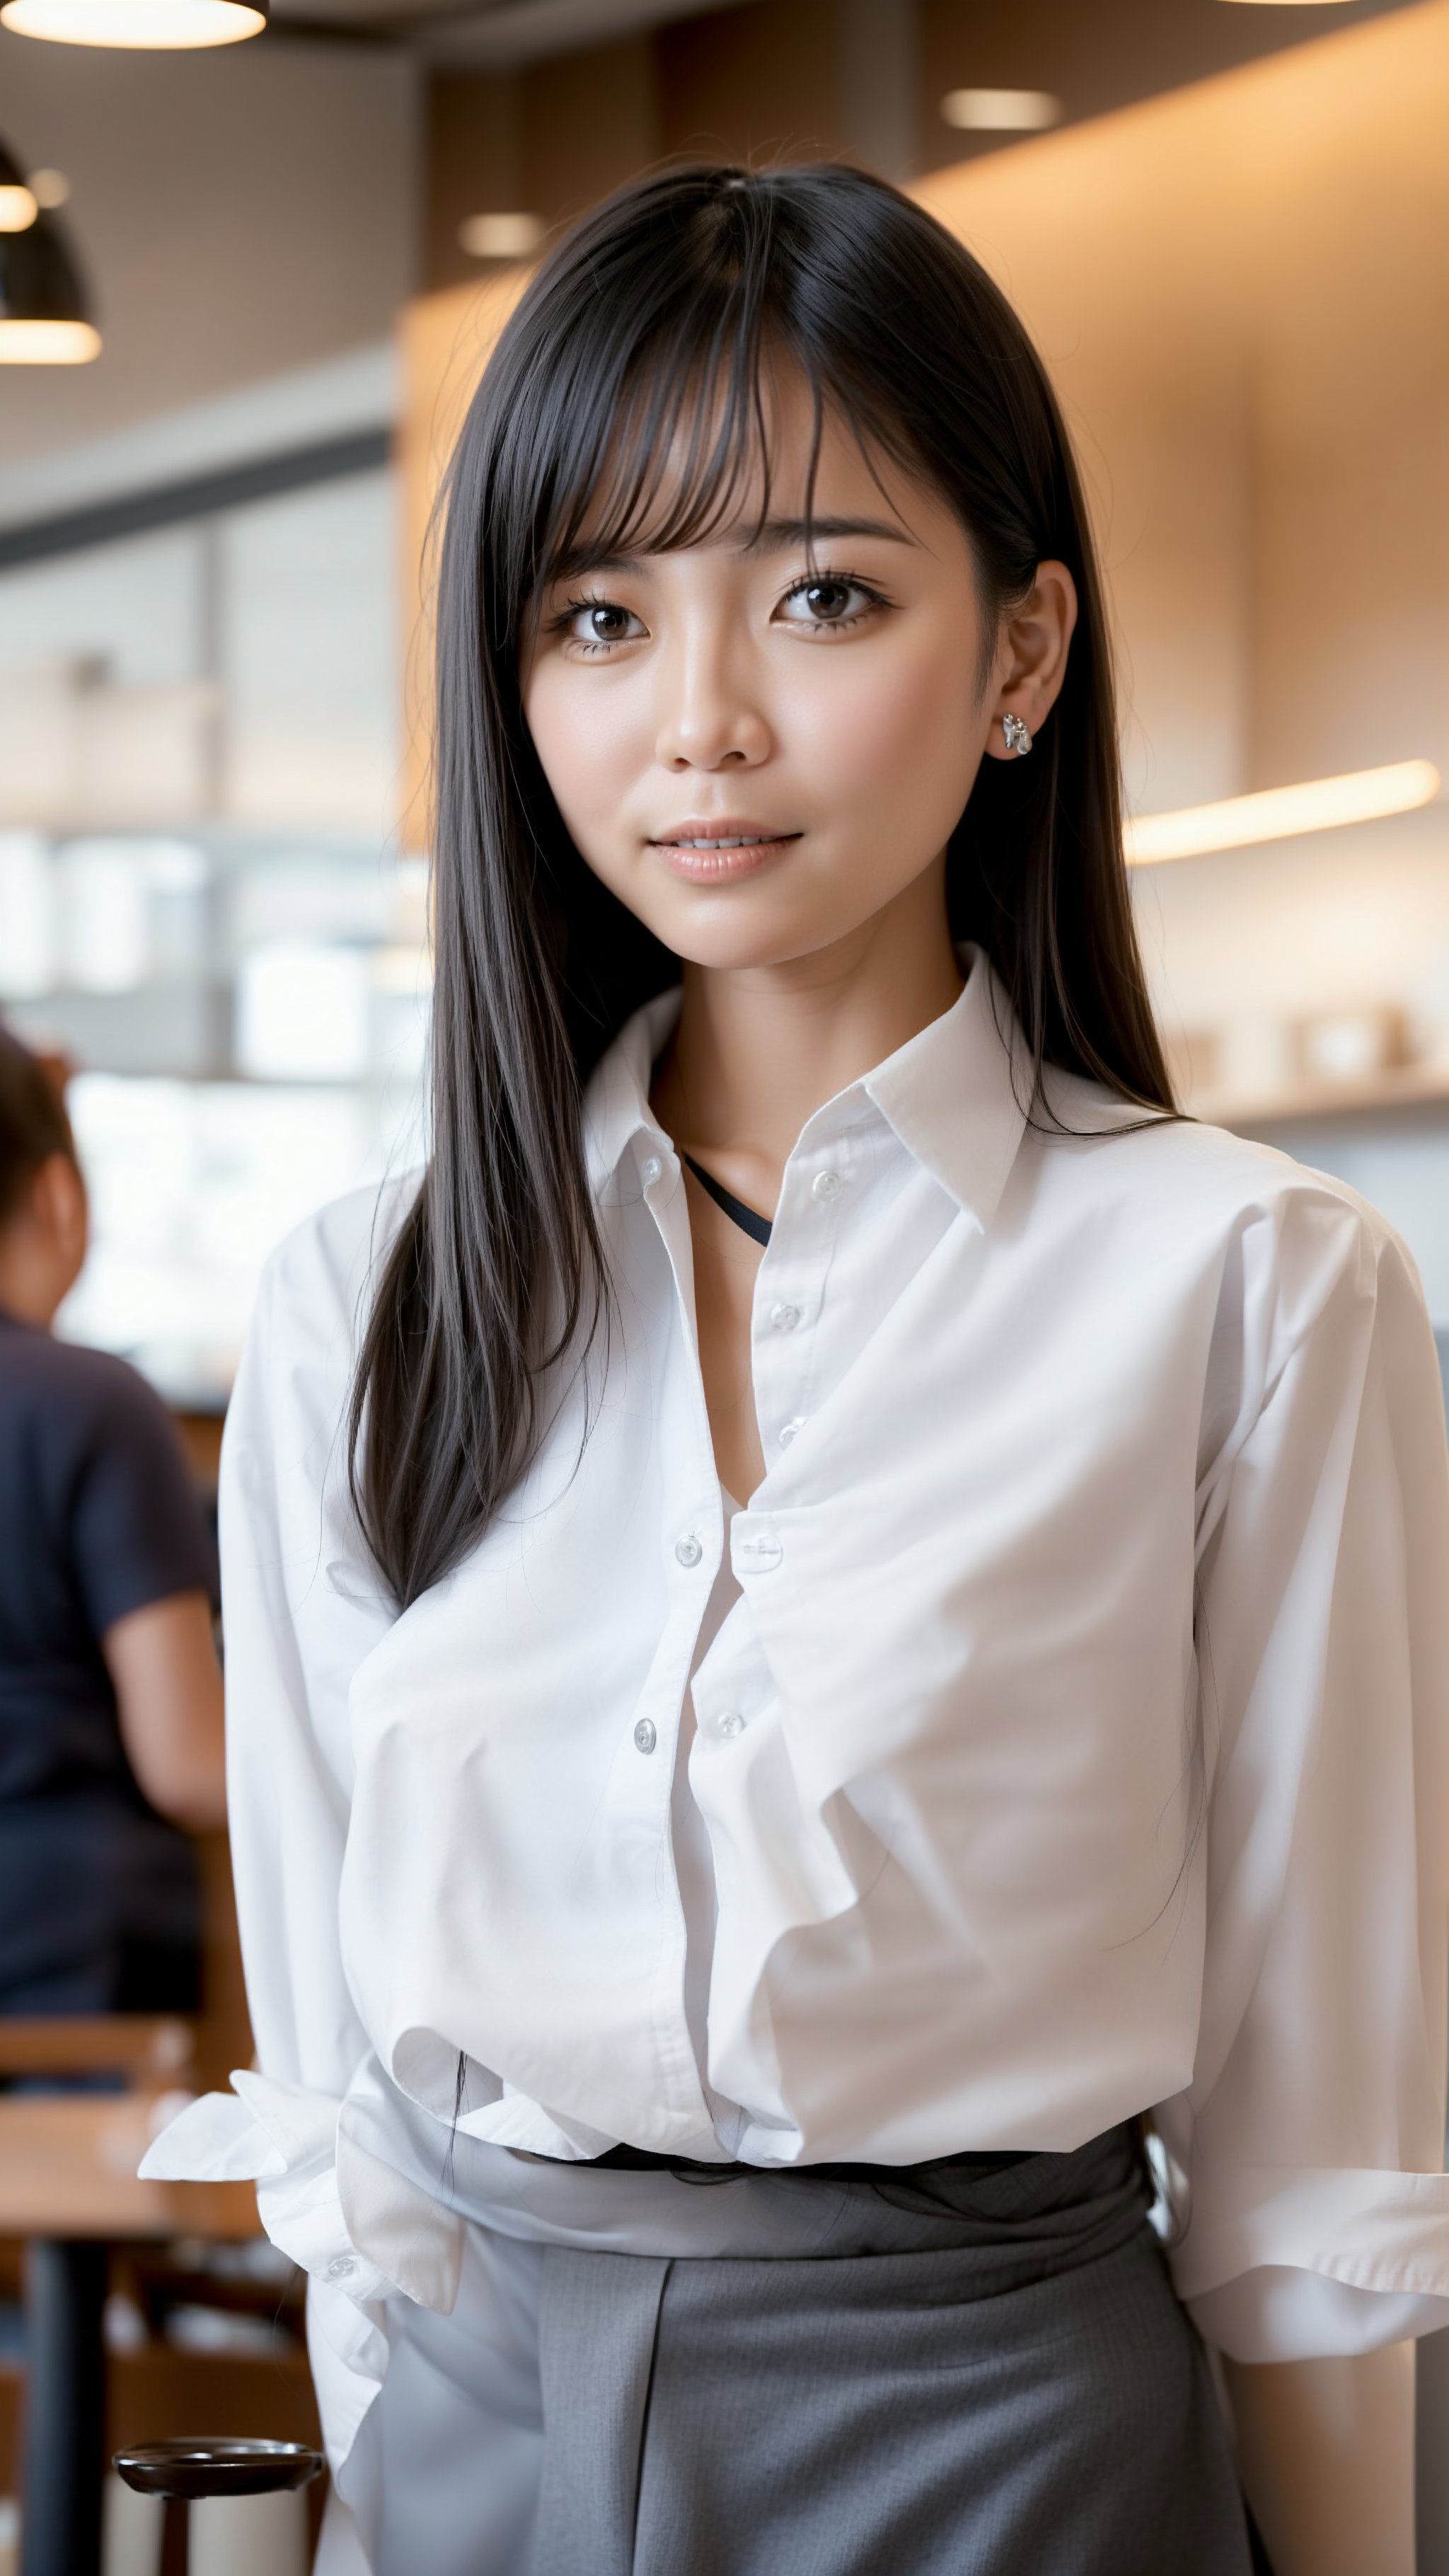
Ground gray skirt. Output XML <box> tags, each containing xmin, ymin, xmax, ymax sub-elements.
<box><xmin>364</xmin><ymin>2122</ymin><xmax>1253</xmax><ymax>2576</ymax></box>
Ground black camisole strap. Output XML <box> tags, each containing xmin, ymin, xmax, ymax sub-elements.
<box><xmin>682</xmin><ymin>1153</ymin><xmax>773</xmax><ymax>1248</ymax></box>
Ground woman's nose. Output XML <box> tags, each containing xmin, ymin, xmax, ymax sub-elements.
<box><xmin>654</xmin><ymin>643</ymin><xmax>771</xmax><ymax>771</ymax></box>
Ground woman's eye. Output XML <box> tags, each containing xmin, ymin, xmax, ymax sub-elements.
<box><xmin>565</xmin><ymin>599</ymin><xmax>644</xmax><ymax>649</ymax></box>
<box><xmin>778</xmin><ymin>575</ymin><xmax>879</xmax><ymax>630</ymax></box>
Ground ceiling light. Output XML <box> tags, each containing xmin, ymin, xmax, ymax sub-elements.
<box><xmin>458</xmin><ymin>212</ymin><xmax>546</xmax><ymax>260</ymax></box>
<box><xmin>0</xmin><ymin>146</ymin><xmax>100</xmax><ymax>364</ymax></box>
<box><xmin>1125</xmin><ymin>760</ymin><xmax>1440</xmax><ymax>866</ymax></box>
<box><xmin>0</xmin><ymin>184</ymin><xmax>38</xmax><ymax>234</ymax></box>
<box><xmin>940</xmin><ymin>88</ymin><xmax>1062</xmax><ymax>133</ymax></box>
<box><xmin>0</xmin><ymin>320</ymin><xmax>98</xmax><ymax>361</ymax></box>
<box><xmin>0</xmin><ymin>0</ymin><xmax>265</xmax><ymax>45</ymax></box>
<box><xmin>0</xmin><ymin>138</ymin><xmax>38</xmax><ymax>234</ymax></box>
<box><xmin>29</xmin><ymin>170</ymin><xmax>71</xmax><ymax>209</ymax></box>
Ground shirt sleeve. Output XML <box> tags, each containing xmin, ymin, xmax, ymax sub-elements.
<box><xmin>71</xmin><ymin>1364</ymin><xmax>218</xmax><ymax>1637</ymax></box>
<box><xmin>217</xmin><ymin>1205</ymin><xmax>390</xmax><ymax>2103</ymax></box>
<box><xmin>141</xmin><ymin>1185</ymin><xmax>462</xmax><ymax>2476</ymax></box>
<box><xmin>1159</xmin><ymin>1176</ymin><xmax>1449</xmax><ymax>2362</ymax></box>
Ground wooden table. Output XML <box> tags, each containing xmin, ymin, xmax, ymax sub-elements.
<box><xmin>0</xmin><ymin>2018</ymin><xmax>260</xmax><ymax>2576</ymax></box>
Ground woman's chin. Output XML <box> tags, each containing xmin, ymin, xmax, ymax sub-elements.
<box><xmin>663</xmin><ymin>913</ymin><xmax>850</xmax><ymax>977</ymax></box>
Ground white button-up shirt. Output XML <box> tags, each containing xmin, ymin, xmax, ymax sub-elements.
<box><xmin>147</xmin><ymin>956</ymin><xmax>1449</xmax><ymax>2474</ymax></box>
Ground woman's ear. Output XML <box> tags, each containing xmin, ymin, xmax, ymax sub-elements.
<box><xmin>983</xmin><ymin>560</ymin><xmax>1078</xmax><ymax>762</ymax></box>
<box><xmin>34</xmin><ymin>1151</ymin><xmax>88</xmax><ymax>1298</ymax></box>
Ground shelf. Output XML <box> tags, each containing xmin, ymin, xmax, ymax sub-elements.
<box><xmin>1195</xmin><ymin>1063</ymin><xmax>1449</xmax><ymax>1132</ymax></box>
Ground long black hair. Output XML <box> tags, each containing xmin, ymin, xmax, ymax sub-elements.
<box><xmin>350</xmin><ymin>161</ymin><xmax>1174</xmax><ymax>1608</ymax></box>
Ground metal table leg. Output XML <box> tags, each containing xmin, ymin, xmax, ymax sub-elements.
<box><xmin>20</xmin><ymin>2239</ymin><xmax>107</xmax><ymax>2576</ymax></box>
<box><xmin>158</xmin><ymin>2497</ymin><xmax>188</xmax><ymax>2576</ymax></box>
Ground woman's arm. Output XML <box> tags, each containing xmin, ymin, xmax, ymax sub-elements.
<box><xmin>103</xmin><ymin>1587</ymin><xmax>226</xmax><ymax>1829</ymax></box>
<box><xmin>1225</xmin><ymin>2345</ymin><xmax>1415</xmax><ymax>2575</ymax></box>
<box><xmin>1161</xmin><ymin>1188</ymin><xmax>1449</xmax><ymax>2554</ymax></box>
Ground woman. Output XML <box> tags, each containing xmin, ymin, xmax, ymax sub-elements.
<box><xmin>150</xmin><ymin>168</ymin><xmax>1449</xmax><ymax>2573</ymax></box>
<box><xmin>0</xmin><ymin>1027</ymin><xmax>225</xmax><ymax>2011</ymax></box>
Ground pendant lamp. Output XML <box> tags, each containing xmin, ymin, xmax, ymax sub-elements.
<box><xmin>0</xmin><ymin>137</ymin><xmax>100</xmax><ymax>364</ymax></box>
<box><xmin>0</xmin><ymin>0</ymin><xmax>265</xmax><ymax>42</ymax></box>
<box><xmin>0</xmin><ymin>171</ymin><xmax>38</xmax><ymax>234</ymax></box>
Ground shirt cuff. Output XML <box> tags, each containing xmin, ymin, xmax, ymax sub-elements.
<box><xmin>1170</xmin><ymin>2161</ymin><xmax>1449</xmax><ymax>2362</ymax></box>
<box><xmin>139</xmin><ymin>2068</ymin><xmax>462</xmax><ymax>2315</ymax></box>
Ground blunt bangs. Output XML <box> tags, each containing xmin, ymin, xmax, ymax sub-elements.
<box><xmin>468</xmin><ymin>171</ymin><xmax>972</xmax><ymax>658</ymax></box>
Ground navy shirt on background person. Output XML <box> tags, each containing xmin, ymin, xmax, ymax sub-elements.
<box><xmin>0</xmin><ymin>1306</ymin><xmax>219</xmax><ymax>2013</ymax></box>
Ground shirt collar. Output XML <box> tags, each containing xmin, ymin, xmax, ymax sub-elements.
<box><xmin>582</xmin><ymin>986</ymin><xmax>681</xmax><ymax>1195</ymax></box>
<box><xmin>582</xmin><ymin>950</ymin><xmax>1032</xmax><ymax>1235</ymax></box>
<box><xmin>862</xmin><ymin>951</ymin><xmax>1032</xmax><ymax>1234</ymax></box>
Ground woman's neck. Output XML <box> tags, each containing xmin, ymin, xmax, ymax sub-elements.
<box><xmin>652</xmin><ymin>859</ymin><xmax>964</xmax><ymax>1200</ymax></box>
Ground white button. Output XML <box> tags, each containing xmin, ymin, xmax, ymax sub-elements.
<box><xmin>634</xmin><ymin>1718</ymin><xmax>657</xmax><ymax>1754</ymax></box>
<box><xmin>778</xmin><ymin>1418</ymin><xmax>804</xmax><ymax>1447</ymax></box>
<box><xmin>324</xmin><ymin>2256</ymin><xmax>357</xmax><ymax>2284</ymax></box>
<box><xmin>674</xmin><ymin>1534</ymin><xmax>703</xmax><ymax>1569</ymax></box>
<box><xmin>770</xmin><ymin>1302</ymin><xmax>802</xmax><ymax>1333</ymax></box>
<box><xmin>812</xmin><ymin>1168</ymin><xmax>843</xmax><ymax>1202</ymax></box>
<box><xmin>737</xmin><ymin>1531</ymin><xmax>783</xmax><ymax>1572</ymax></box>
<box><xmin>642</xmin><ymin>1155</ymin><xmax>662</xmax><ymax>1185</ymax></box>
<box><xmin>717</xmin><ymin>1710</ymin><xmax>746</xmax><ymax>1739</ymax></box>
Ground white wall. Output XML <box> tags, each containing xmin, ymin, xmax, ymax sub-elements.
<box><xmin>0</xmin><ymin>36</ymin><xmax>420</xmax><ymax>479</ymax></box>
<box><xmin>222</xmin><ymin>472</ymin><xmax>401</xmax><ymax>831</ymax></box>
<box><xmin>0</xmin><ymin>467</ymin><xmax>400</xmax><ymax>834</ymax></box>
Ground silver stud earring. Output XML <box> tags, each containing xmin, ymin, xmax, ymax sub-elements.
<box><xmin>1000</xmin><ymin>712</ymin><xmax>1033</xmax><ymax>757</ymax></box>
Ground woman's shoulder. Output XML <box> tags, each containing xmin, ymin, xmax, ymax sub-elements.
<box><xmin>253</xmin><ymin>1169</ymin><xmax>422</xmax><ymax>1359</ymax></box>
<box><xmin>1044</xmin><ymin>1071</ymin><xmax>1394</xmax><ymax>1239</ymax></box>
<box><xmin>1036</xmin><ymin>1077</ymin><xmax>1419</xmax><ymax>1340</ymax></box>
<box><xmin>0</xmin><ymin>1316</ymin><xmax>179</xmax><ymax>1444</ymax></box>
<box><xmin>224</xmin><ymin>1173</ymin><xmax>423</xmax><ymax>1510</ymax></box>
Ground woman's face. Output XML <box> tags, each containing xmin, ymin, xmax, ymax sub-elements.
<box><xmin>521</xmin><ymin>370</ymin><xmax>1076</xmax><ymax>975</ymax></box>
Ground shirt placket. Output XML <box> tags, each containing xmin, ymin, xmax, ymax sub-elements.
<box><xmin>747</xmin><ymin>1117</ymin><xmax>855</xmax><ymax>1473</ymax></box>
<box><xmin>716</xmin><ymin>1117</ymin><xmax>855</xmax><ymax>1730</ymax></box>
<box><xmin>608</xmin><ymin>1128</ymin><xmax>731</xmax><ymax>2129</ymax></box>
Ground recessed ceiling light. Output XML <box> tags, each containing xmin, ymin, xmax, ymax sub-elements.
<box><xmin>458</xmin><ymin>212</ymin><xmax>546</xmax><ymax>261</ymax></box>
<box><xmin>1125</xmin><ymin>760</ymin><xmax>1440</xmax><ymax>865</ymax></box>
<box><xmin>0</xmin><ymin>0</ymin><xmax>265</xmax><ymax>46</ymax></box>
<box><xmin>28</xmin><ymin>170</ymin><xmax>71</xmax><ymax>210</ymax></box>
<box><xmin>940</xmin><ymin>88</ymin><xmax>1062</xmax><ymax>133</ymax></box>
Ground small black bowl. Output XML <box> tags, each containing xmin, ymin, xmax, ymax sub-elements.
<box><xmin>112</xmin><ymin>2439</ymin><xmax>324</xmax><ymax>2502</ymax></box>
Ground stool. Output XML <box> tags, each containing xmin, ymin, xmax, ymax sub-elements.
<box><xmin>113</xmin><ymin>2439</ymin><xmax>323</xmax><ymax>2575</ymax></box>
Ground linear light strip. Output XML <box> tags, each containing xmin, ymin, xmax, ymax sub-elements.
<box><xmin>1124</xmin><ymin>759</ymin><xmax>1441</xmax><ymax>866</ymax></box>
<box><xmin>940</xmin><ymin>88</ymin><xmax>1062</xmax><ymax>132</ymax></box>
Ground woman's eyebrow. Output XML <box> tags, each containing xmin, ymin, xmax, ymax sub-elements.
<box><xmin>744</xmin><ymin>514</ymin><xmax>916</xmax><ymax>553</ymax></box>
<box><xmin>550</xmin><ymin>514</ymin><xmax>916</xmax><ymax>582</ymax></box>
<box><xmin>549</xmin><ymin>546</ymin><xmax>642</xmax><ymax>581</ymax></box>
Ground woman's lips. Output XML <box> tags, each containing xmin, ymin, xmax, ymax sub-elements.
<box><xmin>649</xmin><ymin>826</ymin><xmax>800</xmax><ymax>883</ymax></box>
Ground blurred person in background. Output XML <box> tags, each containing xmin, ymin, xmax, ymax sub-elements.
<box><xmin>0</xmin><ymin>1024</ymin><xmax>225</xmax><ymax>2015</ymax></box>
